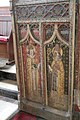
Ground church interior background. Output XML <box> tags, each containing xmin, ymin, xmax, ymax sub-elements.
<box><xmin>11</xmin><ymin>0</ymin><xmax>80</xmax><ymax>120</ymax></box>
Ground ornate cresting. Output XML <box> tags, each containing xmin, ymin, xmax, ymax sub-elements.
<box><xmin>11</xmin><ymin>0</ymin><xmax>76</xmax><ymax>120</ymax></box>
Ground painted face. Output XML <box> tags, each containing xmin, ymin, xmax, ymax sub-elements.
<box><xmin>30</xmin><ymin>49</ymin><xmax>34</xmax><ymax>56</ymax></box>
<box><xmin>55</xmin><ymin>44</ymin><xmax>60</xmax><ymax>52</ymax></box>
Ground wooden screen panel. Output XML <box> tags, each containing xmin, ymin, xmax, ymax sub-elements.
<box><xmin>26</xmin><ymin>37</ymin><xmax>42</xmax><ymax>103</ymax></box>
<box><xmin>11</xmin><ymin>0</ymin><xmax>76</xmax><ymax>119</ymax></box>
<box><xmin>18</xmin><ymin>23</ymin><xmax>43</xmax><ymax>103</ymax></box>
<box><xmin>43</xmin><ymin>23</ymin><xmax>69</xmax><ymax>111</ymax></box>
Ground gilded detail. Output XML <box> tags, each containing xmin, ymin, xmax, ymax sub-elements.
<box><xmin>45</xmin><ymin>35</ymin><xmax>69</xmax><ymax>110</ymax></box>
<box><xmin>26</xmin><ymin>39</ymin><xmax>42</xmax><ymax>103</ymax></box>
<box><xmin>48</xmin><ymin>44</ymin><xmax>64</xmax><ymax>96</ymax></box>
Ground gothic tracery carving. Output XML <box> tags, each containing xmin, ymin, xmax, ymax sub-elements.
<box><xmin>15</xmin><ymin>3</ymin><xmax>69</xmax><ymax>21</ymax></box>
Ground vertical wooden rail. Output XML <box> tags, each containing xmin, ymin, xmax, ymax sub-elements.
<box><xmin>10</xmin><ymin>0</ymin><xmax>20</xmax><ymax>92</ymax></box>
<box><xmin>70</xmin><ymin>1</ymin><xmax>76</xmax><ymax>120</ymax></box>
<box><xmin>78</xmin><ymin>1</ymin><xmax>80</xmax><ymax>110</ymax></box>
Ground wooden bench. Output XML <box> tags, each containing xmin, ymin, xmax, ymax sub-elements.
<box><xmin>0</xmin><ymin>32</ymin><xmax>14</xmax><ymax>62</ymax></box>
<box><xmin>0</xmin><ymin>7</ymin><xmax>14</xmax><ymax>64</ymax></box>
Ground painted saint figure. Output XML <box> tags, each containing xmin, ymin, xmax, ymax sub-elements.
<box><xmin>27</xmin><ymin>44</ymin><xmax>37</xmax><ymax>91</ymax></box>
<box><xmin>48</xmin><ymin>44</ymin><xmax>64</xmax><ymax>96</ymax></box>
<box><xmin>27</xmin><ymin>42</ymin><xmax>41</xmax><ymax>92</ymax></box>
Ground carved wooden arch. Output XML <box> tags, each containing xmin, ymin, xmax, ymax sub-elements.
<box><xmin>19</xmin><ymin>23</ymin><xmax>40</xmax><ymax>45</ymax></box>
<box><xmin>44</xmin><ymin>23</ymin><xmax>69</xmax><ymax>46</ymax></box>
